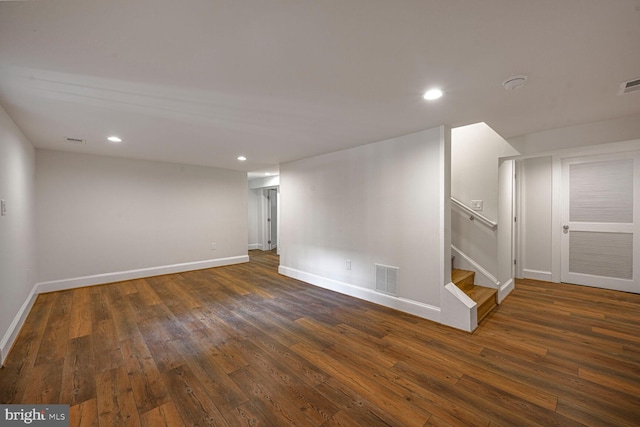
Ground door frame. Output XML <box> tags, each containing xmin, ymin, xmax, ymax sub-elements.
<box><xmin>259</xmin><ymin>186</ymin><xmax>279</xmax><ymax>252</ymax></box>
<box><xmin>267</xmin><ymin>187</ymin><xmax>279</xmax><ymax>251</ymax></box>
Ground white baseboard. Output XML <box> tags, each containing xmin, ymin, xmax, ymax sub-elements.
<box><xmin>498</xmin><ymin>278</ymin><xmax>515</xmax><ymax>304</ymax></box>
<box><xmin>1</xmin><ymin>255</ymin><xmax>248</xmax><ymax>366</ymax></box>
<box><xmin>0</xmin><ymin>283</ymin><xmax>38</xmax><ymax>366</ymax></box>
<box><xmin>248</xmin><ymin>243</ymin><xmax>262</xmax><ymax>250</ymax></box>
<box><xmin>451</xmin><ymin>245</ymin><xmax>499</xmax><ymax>288</ymax></box>
<box><xmin>278</xmin><ymin>265</ymin><xmax>441</xmax><ymax>323</ymax></box>
<box><xmin>522</xmin><ymin>268</ymin><xmax>553</xmax><ymax>282</ymax></box>
<box><xmin>36</xmin><ymin>255</ymin><xmax>249</xmax><ymax>294</ymax></box>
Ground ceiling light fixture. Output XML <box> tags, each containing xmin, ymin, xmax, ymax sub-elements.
<box><xmin>423</xmin><ymin>88</ymin><xmax>444</xmax><ymax>100</ymax></box>
<box><xmin>107</xmin><ymin>136</ymin><xmax>122</xmax><ymax>143</ymax></box>
<box><xmin>237</xmin><ymin>156</ymin><xmax>247</xmax><ymax>161</ymax></box>
<box><xmin>502</xmin><ymin>75</ymin><xmax>528</xmax><ymax>91</ymax></box>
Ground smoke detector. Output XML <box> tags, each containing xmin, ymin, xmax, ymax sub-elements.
<box><xmin>502</xmin><ymin>75</ymin><xmax>528</xmax><ymax>91</ymax></box>
<box><xmin>65</xmin><ymin>137</ymin><xmax>86</xmax><ymax>144</ymax></box>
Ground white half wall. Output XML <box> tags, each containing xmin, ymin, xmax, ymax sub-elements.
<box><xmin>279</xmin><ymin>126</ymin><xmax>448</xmax><ymax>322</ymax></box>
<box><xmin>0</xmin><ymin>104</ymin><xmax>36</xmax><ymax>365</ymax></box>
<box><xmin>36</xmin><ymin>150</ymin><xmax>249</xmax><ymax>285</ymax></box>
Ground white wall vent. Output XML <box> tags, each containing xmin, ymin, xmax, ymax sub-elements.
<box><xmin>65</xmin><ymin>137</ymin><xmax>86</xmax><ymax>144</ymax></box>
<box><xmin>618</xmin><ymin>78</ymin><xmax>640</xmax><ymax>95</ymax></box>
<box><xmin>375</xmin><ymin>264</ymin><xmax>399</xmax><ymax>296</ymax></box>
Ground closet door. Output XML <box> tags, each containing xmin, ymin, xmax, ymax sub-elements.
<box><xmin>561</xmin><ymin>152</ymin><xmax>639</xmax><ymax>293</ymax></box>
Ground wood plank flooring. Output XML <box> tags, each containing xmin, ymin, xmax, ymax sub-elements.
<box><xmin>1</xmin><ymin>250</ymin><xmax>639</xmax><ymax>426</ymax></box>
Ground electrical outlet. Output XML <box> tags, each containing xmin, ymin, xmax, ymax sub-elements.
<box><xmin>346</xmin><ymin>259</ymin><xmax>351</xmax><ymax>270</ymax></box>
<box><xmin>211</xmin><ymin>243</ymin><xmax>217</xmax><ymax>250</ymax></box>
<box><xmin>1</xmin><ymin>199</ymin><xmax>6</xmax><ymax>216</ymax></box>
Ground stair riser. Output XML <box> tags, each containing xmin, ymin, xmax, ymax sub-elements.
<box><xmin>452</xmin><ymin>270</ymin><xmax>475</xmax><ymax>292</ymax></box>
<box><xmin>478</xmin><ymin>298</ymin><xmax>497</xmax><ymax>322</ymax></box>
<box><xmin>457</xmin><ymin>277</ymin><xmax>475</xmax><ymax>292</ymax></box>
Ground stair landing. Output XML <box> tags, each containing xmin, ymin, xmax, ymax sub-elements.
<box><xmin>452</xmin><ymin>269</ymin><xmax>497</xmax><ymax>323</ymax></box>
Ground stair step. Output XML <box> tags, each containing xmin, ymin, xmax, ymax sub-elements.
<box><xmin>452</xmin><ymin>269</ymin><xmax>497</xmax><ymax>323</ymax></box>
<box><xmin>451</xmin><ymin>269</ymin><xmax>475</xmax><ymax>292</ymax></box>
<box><xmin>465</xmin><ymin>285</ymin><xmax>498</xmax><ymax>322</ymax></box>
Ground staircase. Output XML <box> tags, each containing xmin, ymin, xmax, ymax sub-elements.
<box><xmin>451</xmin><ymin>269</ymin><xmax>497</xmax><ymax>323</ymax></box>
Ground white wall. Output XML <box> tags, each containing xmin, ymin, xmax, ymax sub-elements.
<box><xmin>36</xmin><ymin>150</ymin><xmax>248</xmax><ymax>289</ymax></box>
<box><xmin>451</xmin><ymin>122</ymin><xmax>519</xmax><ymax>281</ymax></box>
<box><xmin>279</xmin><ymin>127</ymin><xmax>448</xmax><ymax>321</ymax></box>
<box><xmin>0</xmin><ymin>104</ymin><xmax>36</xmax><ymax>364</ymax></box>
<box><xmin>520</xmin><ymin>156</ymin><xmax>553</xmax><ymax>281</ymax></box>
<box><xmin>497</xmin><ymin>159</ymin><xmax>515</xmax><ymax>300</ymax></box>
<box><xmin>249</xmin><ymin>175</ymin><xmax>279</xmax><ymax>190</ymax></box>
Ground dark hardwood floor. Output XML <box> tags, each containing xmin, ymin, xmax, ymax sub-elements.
<box><xmin>1</xmin><ymin>250</ymin><xmax>639</xmax><ymax>426</ymax></box>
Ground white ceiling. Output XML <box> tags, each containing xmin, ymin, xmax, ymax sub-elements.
<box><xmin>1</xmin><ymin>0</ymin><xmax>639</xmax><ymax>176</ymax></box>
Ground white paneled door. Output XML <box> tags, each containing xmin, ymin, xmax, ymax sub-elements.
<box><xmin>561</xmin><ymin>152</ymin><xmax>639</xmax><ymax>293</ymax></box>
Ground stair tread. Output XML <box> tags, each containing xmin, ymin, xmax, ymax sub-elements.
<box><xmin>452</xmin><ymin>269</ymin><xmax>475</xmax><ymax>291</ymax></box>
<box><xmin>452</xmin><ymin>269</ymin><xmax>498</xmax><ymax>323</ymax></box>
<box><xmin>464</xmin><ymin>285</ymin><xmax>497</xmax><ymax>304</ymax></box>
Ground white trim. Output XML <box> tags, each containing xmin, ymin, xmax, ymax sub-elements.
<box><xmin>36</xmin><ymin>255</ymin><xmax>249</xmax><ymax>294</ymax></box>
<box><xmin>451</xmin><ymin>245</ymin><xmax>499</xmax><ymax>288</ymax></box>
<box><xmin>0</xmin><ymin>283</ymin><xmax>39</xmax><ymax>366</ymax></box>
<box><xmin>440</xmin><ymin>282</ymin><xmax>477</xmax><ymax>332</ymax></box>
<box><xmin>551</xmin><ymin>156</ymin><xmax>563</xmax><ymax>282</ymax></box>
<box><xmin>514</xmin><ymin>159</ymin><xmax>523</xmax><ymax>279</ymax></box>
<box><xmin>498</xmin><ymin>278</ymin><xmax>515</xmax><ymax>304</ymax></box>
<box><xmin>278</xmin><ymin>265</ymin><xmax>441</xmax><ymax>323</ymax></box>
<box><xmin>248</xmin><ymin>243</ymin><xmax>262</xmax><ymax>250</ymax></box>
<box><xmin>522</xmin><ymin>268</ymin><xmax>553</xmax><ymax>282</ymax></box>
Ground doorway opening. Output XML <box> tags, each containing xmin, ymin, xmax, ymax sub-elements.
<box><xmin>267</xmin><ymin>188</ymin><xmax>278</xmax><ymax>251</ymax></box>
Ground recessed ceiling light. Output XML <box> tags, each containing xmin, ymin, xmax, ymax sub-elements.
<box><xmin>265</xmin><ymin>173</ymin><xmax>272</xmax><ymax>176</ymax></box>
<box><xmin>237</xmin><ymin>156</ymin><xmax>247</xmax><ymax>161</ymax></box>
<box><xmin>107</xmin><ymin>136</ymin><xmax>122</xmax><ymax>143</ymax></box>
<box><xmin>423</xmin><ymin>88</ymin><xmax>444</xmax><ymax>100</ymax></box>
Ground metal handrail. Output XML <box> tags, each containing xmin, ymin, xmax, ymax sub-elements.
<box><xmin>451</xmin><ymin>197</ymin><xmax>498</xmax><ymax>230</ymax></box>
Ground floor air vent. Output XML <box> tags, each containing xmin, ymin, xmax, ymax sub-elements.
<box><xmin>619</xmin><ymin>78</ymin><xmax>640</xmax><ymax>95</ymax></box>
<box><xmin>375</xmin><ymin>264</ymin><xmax>398</xmax><ymax>296</ymax></box>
